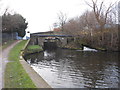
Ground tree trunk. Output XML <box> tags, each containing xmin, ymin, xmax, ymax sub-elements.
<box><xmin>100</xmin><ymin>26</ymin><xmax>104</xmax><ymax>46</ymax></box>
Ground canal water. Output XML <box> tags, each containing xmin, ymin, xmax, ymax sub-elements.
<box><xmin>24</xmin><ymin>48</ymin><xmax>120</xmax><ymax>88</ymax></box>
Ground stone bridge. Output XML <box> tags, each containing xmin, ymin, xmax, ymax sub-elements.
<box><xmin>29</xmin><ymin>31</ymin><xmax>74</xmax><ymax>48</ymax></box>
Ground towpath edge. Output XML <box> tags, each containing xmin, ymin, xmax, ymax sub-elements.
<box><xmin>20</xmin><ymin>40</ymin><xmax>52</xmax><ymax>88</ymax></box>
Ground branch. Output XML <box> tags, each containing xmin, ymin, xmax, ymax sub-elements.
<box><xmin>3</xmin><ymin>8</ymin><xmax>8</xmax><ymax>15</ymax></box>
<box><xmin>104</xmin><ymin>3</ymin><xmax>115</xmax><ymax>24</ymax></box>
<box><xmin>84</xmin><ymin>0</ymin><xmax>93</xmax><ymax>8</ymax></box>
<box><xmin>99</xmin><ymin>1</ymin><xmax>104</xmax><ymax>14</ymax></box>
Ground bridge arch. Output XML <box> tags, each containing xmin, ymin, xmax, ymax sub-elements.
<box><xmin>30</xmin><ymin>33</ymin><xmax>74</xmax><ymax>48</ymax></box>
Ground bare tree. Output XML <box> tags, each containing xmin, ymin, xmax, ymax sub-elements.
<box><xmin>63</xmin><ymin>18</ymin><xmax>80</xmax><ymax>35</ymax></box>
<box><xmin>57</xmin><ymin>11</ymin><xmax>67</xmax><ymax>32</ymax></box>
<box><xmin>118</xmin><ymin>1</ymin><xmax>120</xmax><ymax>24</ymax></box>
<box><xmin>85</xmin><ymin>0</ymin><xmax>115</xmax><ymax>42</ymax></box>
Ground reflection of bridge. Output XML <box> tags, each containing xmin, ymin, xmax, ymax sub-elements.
<box><xmin>29</xmin><ymin>31</ymin><xmax>74</xmax><ymax>48</ymax></box>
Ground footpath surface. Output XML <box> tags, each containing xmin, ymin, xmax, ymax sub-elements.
<box><xmin>0</xmin><ymin>40</ymin><xmax>21</xmax><ymax>90</ymax></box>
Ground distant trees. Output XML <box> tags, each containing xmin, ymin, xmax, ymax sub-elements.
<box><xmin>63</xmin><ymin>18</ymin><xmax>81</xmax><ymax>35</ymax></box>
<box><xmin>86</xmin><ymin>0</ymin><xmax>116</xmax><ymax>43</ymax></box>
<box><xmin>54</xmin><ymin>0</ymin><xmax>119</xmax><ymax>51</ymax></box>
<box><xmin>2</xmin><ymin>13</ymin><xmax>28</xmax><ymax>37</ymax></box>
<box><xmin>57</xmin><ymin>11</ymin><xmax>67</xmax><ymax>31</ymax></box>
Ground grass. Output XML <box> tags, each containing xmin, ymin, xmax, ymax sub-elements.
<box><xmin>96</xmin><ymin>47</ymin><xmax>106</xmax><ymax>51</ymax></box>
<box><xmin>24</xmin><ymin>45</ymin><xmax>43</xmax><ymax>55</ymax></box>
<box><xmin>5</xmin><ymin>40</ymin><xmax>36</xmax><ymax>88</ymax></box>
<box><xmin>27</xmin><ymin>45</ymin><xmax>42</xmax><ymax>50</ymax></box>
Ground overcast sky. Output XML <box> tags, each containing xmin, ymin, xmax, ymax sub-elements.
<box><xmin>1</xmin><ymin>0</ymin><xmax>118</xmax><ymax>34</ymax></box>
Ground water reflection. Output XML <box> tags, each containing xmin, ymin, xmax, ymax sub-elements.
<box><xmin>24</xmin><ymin>49</ymin><xmax>120</xmax><ymax>88</ymax></box>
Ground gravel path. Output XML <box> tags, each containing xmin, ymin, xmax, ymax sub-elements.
<box><xmin>0</xmin><ymin>40</ymin><xmax>21</xmax><ymax>89</ymax></box>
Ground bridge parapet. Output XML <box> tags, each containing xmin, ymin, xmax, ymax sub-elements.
<box><xmin>30</xmin><ymin>32</ymin><xmax>75</xmax><ymax>48</ymax></box>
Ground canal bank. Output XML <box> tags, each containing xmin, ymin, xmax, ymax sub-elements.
<box><xmin>20</xmin><ymin>40</ymin><xmax>51</xmax><ymax>88</ymax></box>
<box><xmin>4</xmin><ymin>40</ymin><xmax>36</xmax><ymax>88</ymax></box>
<box><xmin>23</xmin><ymin>40</ymin><xmax>43</xmax><ymax>55</ymax></box>
<box><xmin>4</xmin><ymin>40</ymin><xmax>51</xmax><ymax>88</ymax></box>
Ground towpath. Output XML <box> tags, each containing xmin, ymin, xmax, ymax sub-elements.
<box><xmin>0</xmin><ymin>40</ymin><xmax>21</xmax><ymax>89</ymax></box>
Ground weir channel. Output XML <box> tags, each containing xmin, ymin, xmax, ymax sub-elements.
<box><xmin>24</xmin><ymin>47</ymin><xmax>120</xmax><ymax>88</ymax></box>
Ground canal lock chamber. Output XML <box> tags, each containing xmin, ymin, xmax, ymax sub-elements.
<box><xmin>43</xmin><ymin>42</ymin><xmax>57</xmax><ymax>50</ymax></box>
<box><xmin>43</xmin><ymin>37</ymin><xmax>61</xmax><ymax>50</ymax></box>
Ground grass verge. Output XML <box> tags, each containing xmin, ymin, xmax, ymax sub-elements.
<box><xmin>27</xmin><ymin>45</ymin><xmax>42</xmax><ymax>50</ymax></box>
<box><xmin>24</xmin><ymin>45</ymin><xmax>43</xmax><ymax>55</ymax></box>
<box><xmin>5</xmin><ymin>40</ymin><xmax>36</xmax><ymax>88</ymax></box>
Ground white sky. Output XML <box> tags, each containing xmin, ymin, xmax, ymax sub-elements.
<box><xmin>1</xmin><ymin>0</ymin><xmax>118</xmax><ymax>34</ymax></box>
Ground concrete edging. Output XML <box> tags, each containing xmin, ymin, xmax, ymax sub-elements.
<box><xmin>20</xmin><ymin>40</ymin><xmax>52</xmax><ymax>88</ymax></box>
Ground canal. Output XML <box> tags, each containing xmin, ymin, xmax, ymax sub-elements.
<box><xmin>24</xmin><ymin>48</ymin><xmax>120</xmax><ymax>88</ymax></box>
